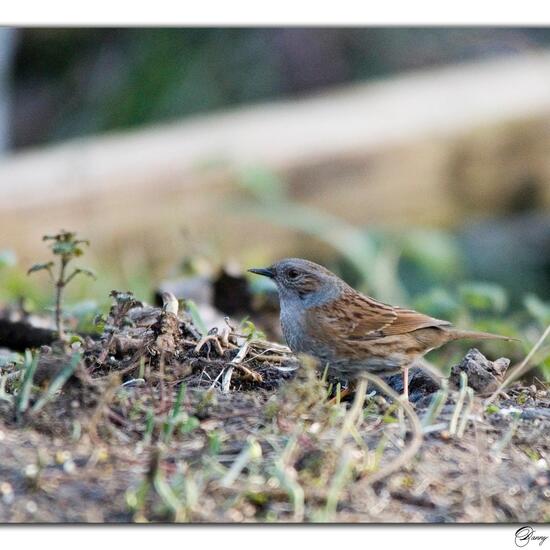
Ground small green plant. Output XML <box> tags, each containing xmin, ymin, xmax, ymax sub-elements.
<box><xmin>162</xmin><ymin>384</ymin><xmax>187</xmax><ymax>444</ymax></box>
<box><xmin>240</xmin><ymin>319</ymin><xmax>266</xmax><ymax>341</ymax></box>
<box><xmin>28</xmin><ymin>230</ymin><xmax>95</xmax><ymax>341</ymax></box>
<box><xmin>485</xmin><ymin>404</ymin><xmax>500</xmax><ymax>415</ymax></box>
<box><xmin>15</xmin><ymin>350</ymin><xmax>39</xmax><ymax>420</ymax></box>
<box><xmin>184</xmin><ymin>300</ymin><xmax>207</xmax><ymax>335</ymax></box>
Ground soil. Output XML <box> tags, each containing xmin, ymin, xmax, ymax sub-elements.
<box><xmin>0</xmin><ymin>294</ymin><xmax>548</xmax><ymax>523</ymax></box>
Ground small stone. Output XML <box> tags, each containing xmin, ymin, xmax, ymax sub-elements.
<box><xmin>25</xmin><ymin>501</ymin><xmax>38</xmax><ymax>514</ymax></box>
<box><xmin>449</xmin><ymin>349</ymin><xmax>509</xmax><ymax>394</ymax></box>
<box><xmin>1</xmin><ymin>482</ymin><xmax>13</xmax><ymax>504</ymax></box>
<box><xmin>535</xmin><ymin>474</ymin><xmax>549</xmax><ymax>487</ymax></box>
<box><xmin>226</xmin><ymin>508</ymin><xmax>244</xmax><ymax>522</ymax></box>
<box><xmin>24</xmin><ymin>464</ymin><xmax>39</xmax><ymax>478</ymax></box>
<box><xmin>63</xmin><ymin>460</ymin><xmax>76</xmax><ymax>474</ymax></box>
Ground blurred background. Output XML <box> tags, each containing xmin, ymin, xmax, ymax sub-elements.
<box><xmin>0</xmin><ymin>27</ymin><xmax>549</xmax><ymax>372</ymax></box>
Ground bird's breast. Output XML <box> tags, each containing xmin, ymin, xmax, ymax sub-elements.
<box><xmin>280</xmin><ymin>305</ymin><xmax>306</xmax><ymax>352</ymax></box>
<box><xmin>279</xmin><ymin>303</ymin><xmax>336</xmax><ymax>364</ymax></box>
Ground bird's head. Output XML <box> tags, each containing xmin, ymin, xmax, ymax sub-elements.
<box><xmin>248</xmin><ymin>258</ymin><xmax>343</xmax><ymax>307</ymax></box>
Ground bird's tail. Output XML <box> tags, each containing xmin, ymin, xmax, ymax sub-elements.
<box><xmin>446</xmin><ymin>329</ymin><xmax>519</xmax><ymax>342</ymax></box>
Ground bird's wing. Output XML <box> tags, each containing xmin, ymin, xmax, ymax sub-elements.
<box><xmin>308</xmin><ymin>292</ymin><xmax>450</xmax><ymax>341</ymax></box>
<box><xmin>379</xmin><ymin>305</ymin><xmax>451</xmax><ymax>336</ymax></box>
<box><xmin>308</xmin><ymin>292</ymin><xmax>397</xmax><ymax>340</ymax></box>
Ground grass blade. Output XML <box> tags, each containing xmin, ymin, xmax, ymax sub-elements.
<box><xmin>31</xmin><ymin>352</ymin><xmax>80</xmax><ymax>414</ymax></box>
<box><xmin>16</xmin><ymin>350</ymin><xmax>39</xmax><ymax>418</ymax></box>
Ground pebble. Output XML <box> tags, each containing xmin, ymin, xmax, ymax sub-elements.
<box><xmin>24</xmin><ymin>464</ymin><xmax>39</xmax><ymax>478</ymax></box>
<box><xmin>63</xmin><ymin>460</ymin><xmax>76</xmax><ymax>474</ymax></box>
<box><xmin>0</xmin><ymin>482</ymin><xmax>14</xmax><ymax>504</ymax></box>
<box><xmin>25</xmin><ymin>501</ymin><xmax>38</xmax><ymax>514</ymax></box>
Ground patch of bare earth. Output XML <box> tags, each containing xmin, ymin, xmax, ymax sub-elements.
<box><xmin>0</xmin><ymin>294</ymin><xmax>548</xmax><ymax>523</ymax></box>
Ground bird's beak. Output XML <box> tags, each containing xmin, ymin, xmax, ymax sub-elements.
<box><xmin>248</xmin><ymin>267</ymin><xmax>275</xmax><ymax>279</ymax></box>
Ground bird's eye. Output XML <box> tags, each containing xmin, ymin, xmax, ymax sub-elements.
<box><xmin>287</xmin><ymin>269</ymin><xmax>299</xmax><ymax>279</ymax></box>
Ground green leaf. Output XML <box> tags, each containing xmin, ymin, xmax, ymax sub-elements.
<box><xmin>163</xmin><ymin>384</ymin><xmax>187</xmax><ymax>444</ymax></box>
<box><xmin>153</xmin><ymin>471</ymin><xmax>185</xmax><ymax>520</ymax></box>
<box><xmin>207</xmin><ymin>431</ymin><xmax>222</xmax><ymax>455</ymax></box>
<box><xmin>66</xmin><ymin>268</ymin><xmax>97</xmax><ymax>284</ymax></box>
<box><xmin>180</xmin><ymin>416</ymin><xmax>200</xmax><ymax>434</ymax></box>
<box><xmin>184</xmin><ymin>300</ymin><xmax>208</xmax><ymax>335</ymax></box>
<box><xmin>27</xmin><ymin>262</ymin><xmax>54</xmax><ymax>275</ymax></box>
<box><xmin>69</xmin><ymin>334</ymin><xmax>84</xmax><ymax>345</ymax></box>
<box><xmin>241</xmin><ymin>319</ymin><xmax>266</xmax><ymax>341</ymax></box>
<box><xmin>109</xmin><ymin>290</ymin><xmax>136</xmax><ymax>303</ymax></box>
<box><xmin>16</xmin><ymin>350</ymin><xmax>40</xmax><ymax>417</ymax></box>
<box><xmin>77</xmin><ymin>268</ymin><xmax>96</xmax><ymax>279</ymax></box>
<box><xmin>539</xmin><ymin>354</ymin><xmax>550</xmax><ymax>382</ymax></box>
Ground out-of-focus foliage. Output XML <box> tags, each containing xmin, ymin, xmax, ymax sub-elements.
<box><xmin>524</xmin><ymin>294</ymin><xmax>550</xmax><ymax>327</ymax></box>
<box><xmin>458</xmin><ymin>282</ymin><xmax>508</xmax><ymax>314</ymax></box>
<box><xmin>238</xmin><ymin>166</ymin><xmax>405</xmax><ymax>303</ymax></box>
<box><xmin>0</xmin><ymin>250</ymin><xmax>17</xmax><ymax>269</ymax></box>
<box><xmin>12</xmin><ymin>28</ymin><xmax>550</xmax><ymax>149</ymax></box>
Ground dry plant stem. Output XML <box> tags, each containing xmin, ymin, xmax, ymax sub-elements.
<box><xmin>324</xmin><ymin>447</ymin><xmax>355</xmax><ymax>520</ymax></box>
<box><xmin>356</xmin><ymin>372</ymin><xmax>423</xmax><ymax>487</ymax></box>
<box><xmin>195</xmin><ymin>334</ymin><xmax>224</xmax><ymax>356</ymax></box>
<box><xmin>473</xmin><ymin>419</ymin><xmax>494</xmax><ymax>521</ymax></box>
<box><xmin>222</xmin><ymin>341</ymin><xmax>251</xmax><ymax>393</ymax></box>
<box><xmin>485</xmin><ymin>324</ymin><xmax>550</xmax><ymax>406</ymax></box>
<box><xmin>449</xmin><ymin>371</ymin><xmax>468</xmax><ymax>436</ymax></box>
<box><xmin>421</xmin><ymin>380</ymin><xmax>449</xmax><ymax>429</ymax></box>
<box><xmin>55</xmin><ymin>256</ymin><xmax>68</xmax><ymax>340</ymax></box>
<box><xmin>158</xmin><ymin>353</ymin><xmax>166</xmax><ymax>411</ymax></box>
<box><xmin>87</xmin><ymin>374</ymin><xmax>121</xmax><ymax>443</ymax></box>
<box><xmin>335</xmin><ymin>378</ymin><xmax>367</xmax><ymax>447</ymax></box>
<box><xmin>457</xmin><ymin>387</ymin><xmax>474</xmax><ymax>439</ymax></box>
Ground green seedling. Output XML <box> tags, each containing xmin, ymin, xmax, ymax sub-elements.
<box><xmin>28</xmin><ymin>230</ymin><xmax>95</xmax><ymax>341</ymax></box>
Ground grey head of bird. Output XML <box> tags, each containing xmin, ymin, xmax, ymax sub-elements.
<box><xmin>248</xmin><ymin>258</ymin><xmax>345</xmax><ymax>311</ymax></box>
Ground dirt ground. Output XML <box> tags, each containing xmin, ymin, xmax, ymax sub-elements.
<box><xmin>0</xmin><ymin>293</ymin><xmax>549</xmax><ymax>523</ymax></box>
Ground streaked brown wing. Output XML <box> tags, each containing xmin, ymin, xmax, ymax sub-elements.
<box><xmin>307</xmin><ymin>291</ymin><xmax>397</xmax><ymax>340</ymax></box>
<box><xmin>307</xmin><ymin>290</ymin><xmax>451</xmax><ymax>341</ymax></box>
<box><xmin>380</xmin><ymin>306</ymin><xmax>451</xmax><ymax>336</ymax></box>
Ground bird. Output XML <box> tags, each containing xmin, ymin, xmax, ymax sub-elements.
<box><xmin>248</xmin><ymin>258</ymin><xmax>516</xmax><ymax>399</ymax></box>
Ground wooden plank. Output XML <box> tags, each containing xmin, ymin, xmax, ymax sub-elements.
<box><xmin>1</xmin><ymin>52</ymin><xmax>550</xmax><ymax>267</ymax></box>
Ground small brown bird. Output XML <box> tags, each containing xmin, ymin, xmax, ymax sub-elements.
<box><xmin>249</xmin><ymin>258</ymin><xmax>515</xmax><ymax>399</ymax></box>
